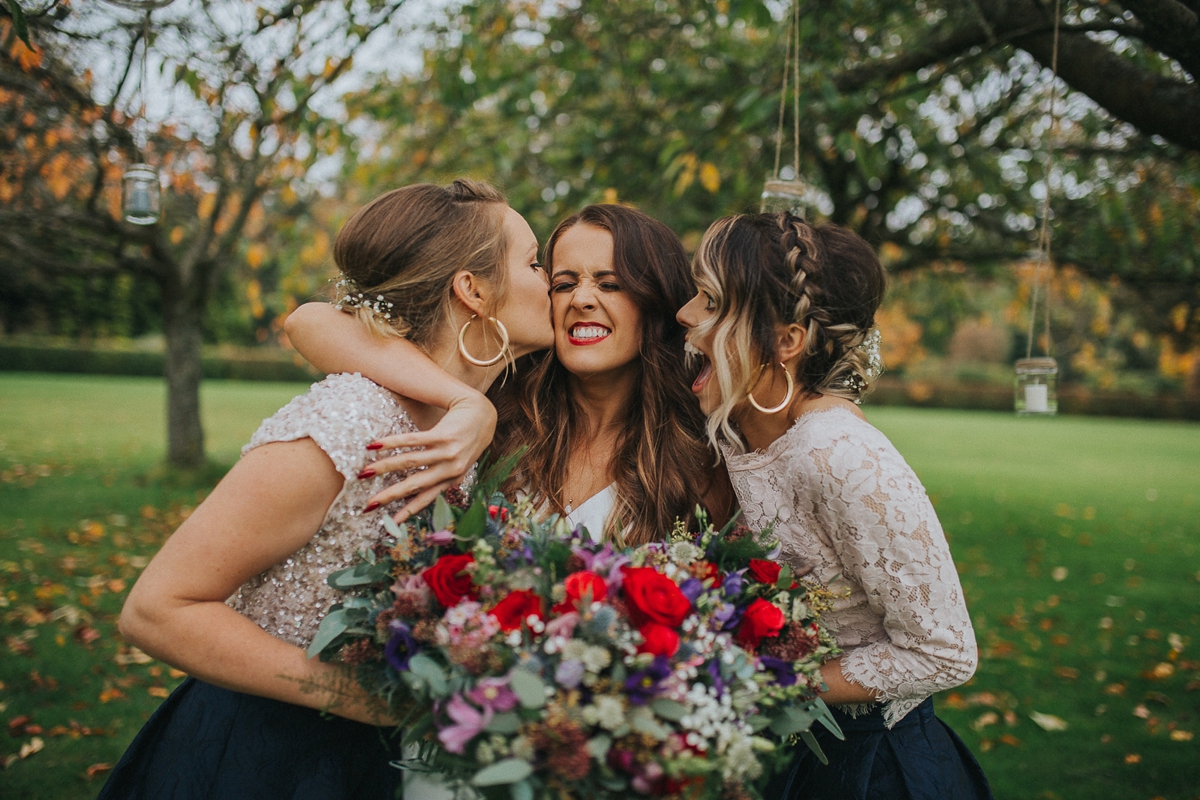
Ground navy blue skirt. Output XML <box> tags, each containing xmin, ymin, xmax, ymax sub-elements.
<box><xmin>764</xmin><ymin>698</ymin><xmax>993</xmax><ymax>800</ymax></box>
<box><xmin>96</xmin><ymin>678</ymin><xmax>403</xmax><ymax>800</ymax></box>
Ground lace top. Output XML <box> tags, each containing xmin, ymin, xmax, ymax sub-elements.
<box><xmin>228</xmin><ymin>373</ymin><xmax>421</xmax><ymax>649</ymax></box>
<box><xmin>723</xmin><ymin>406</ymin><xmax>977</xmax><ymax>728</ymax></box>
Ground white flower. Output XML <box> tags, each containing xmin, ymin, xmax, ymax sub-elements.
<box><xmin>562</xmin><ymin>639</ymin><xmax>588</xmax><ymax>661</ymax></box>
<box><xmin>475</xmin><ymin>742</ymin><xmax>495</xmax><ymax>764</ymax></box>
<box><xmin>668</xmin><ymin>541</ymin><xmax>702</xmax><ymax>565</ymax></box>
<box><xmin>511</xmin><ymin>735</ymin><xmax>535</xmax><ymax>761</ymax></box>
<box><xmin>582</xmin><ymin>695</ymin><xmax>626</xmax><ymax>731</ymax></box>
<box><xmin>582</xmin><ymin>645</ymin><xmax>612</xmax><ymax>673</ymax></box>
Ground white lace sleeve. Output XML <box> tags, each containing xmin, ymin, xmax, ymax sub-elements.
<box><xmin>808</xmin><ymin>425</ymin><xmax>978</xmax><ymax>724</ymax></box>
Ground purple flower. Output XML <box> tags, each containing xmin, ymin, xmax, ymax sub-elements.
<box><xmin>722</xmin><ymin>569</ymin><xmax>745</xmax><ymax>598</ymax></box>
<box><xmin>712</xmin><ymin>602</ymin><xmax>745</xmax><ymax>632</ymax></box>
<box><xmin>426</xmin><ymin>529</ymin><xmax>455</xmax><ymax>546</ymax></box>
<box><xmin>383</xmin><ymin>620</ymin><xmax>420</xmax><ymax>671</ymax></box>
<box><xmin>554</xmin><ymin>659</ymin><xmax>586</xmax><ymax>689</ymax></box>
<box><xmin>759</xmin><ymin>656</ymin><xmax>798</xmax><ymax>687</ymax></box>
<box><xmin>437</xmin><ymin>693</ymin><xmax>493</xmax><ymax>754</ymax></box>
<box><xmin>706</xmin><ymin>658</ymin><xmax>727</xmax><ymax>696</ymax></box>
<box><xmin>679</xmin><ymin>577</ymin><xmax>705</xmax><ymax>604</ymax></box>
<box><xmin>466</xmin><ymin>676</ymin><xmax>518</xmax><ymax>712</ymax></box>
<box><xmin>624</xmin><ymin>656</ymin><xmax>672</xmax><ymax>705</ymax></box>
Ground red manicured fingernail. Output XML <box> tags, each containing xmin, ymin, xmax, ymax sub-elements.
<box><xmin>365</xmin><ymin>442</ymin><xmax>384</xmax><ymax>451</ymax></box>
<box><xmin>357</xmin><ymin>468</ymin><xmax>376</xmax><ymax>480</ymax></box>
<box><xmin>363</xmin><ymin>501</ymin><xmax>381</xmax><ymax>513</ymax></box>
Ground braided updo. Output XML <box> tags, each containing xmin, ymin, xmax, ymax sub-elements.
<box><xmin>689</xmin><ymin>212</ymin><xmax>885</xmax><ymax>452</ymax></box>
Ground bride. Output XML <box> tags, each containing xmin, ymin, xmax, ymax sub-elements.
<box><xmin>286</xmin><ymin>203</ymin><xmax>733</xmax><ymax>542</ymax></box>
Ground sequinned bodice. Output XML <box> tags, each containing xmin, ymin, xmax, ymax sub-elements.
<box><xmin>723</xmin><ymin>406</ymin><xmax>977</xmax><ymax>728</ymax></box>
<box><xmin>228</xmin><ymin>373</ymin><xmax>418</xmax><ymax>649</ymax></box>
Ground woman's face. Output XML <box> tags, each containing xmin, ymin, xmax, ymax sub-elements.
<box><xmin>676</xmin><ymin>290</ymin><xmax>722</xmax><ymax>414</ymax></box>
<box><xmin>549</xmin><ymin>223</ymin><xmax>643</xmax><ymax>382</ymax></box>
<box><xmin>491</xmin><ymin>206</ymin><xmax>553</xmax><ymax>357</ymax></box>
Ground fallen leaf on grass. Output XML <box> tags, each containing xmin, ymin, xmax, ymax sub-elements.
<box><xmin>1133</xmin><ymin>704</ymin><xmax>1150</xmax><ymax>719</ymax></box>
<box><xmin>1029</xmin><ymin>711</ymin><xmax>1069</xmax><ymax>731</ymax></box>
<box><xmin>98</xmin><ymin>688</ymin><xmax>125</xmax><ymax>704</ymax></box>
<box><xmin>971</xmin><ymin>712</ymin><xmax>999</xmax><ymax>731</ymax></box>
<box><xmin>1169</xmin><ymin>730</ymin><xmax>1194</xmax><ymax>741</ymax></box>
<box><xmin>998</xmin><ymin>733</ymin><xmax>1021</xmax><ymax>747</ymax></box>
<box><xmin>7</xmin><ymin>715</ymin><xmax>31</xmax><ymax>737</ymax></box>
<box><xmin>148</xmin><ymin>686</ymin><xmax>169</xmax><ymax>698</ymax></box>
<box><xmin>0</xmin><ymin>754</ymin><xmax>17</xmax><ymax>768</ymax></box>
<box><xmin>75</xmin><ymin>626</ymin><xmax>101</xmax><ymax>646</ymax></box>
<box><xmin>113</xmin><ymin>646</ymin><xmax>152</xmax><ymax>666</ymax></box>
<box><xmin>167</xmin><ymin>668</ymin><xmax>186</xmax><ymax>679</ymax></box>
<box><xmin>1103</xmin><ymin>682</ymin><xmax>1126</xmax><ymax>696</ymax></box>
<box><xmin>86</xmin><ymin>762</ymin><xmax>113</xmax><ymax>779</ymax></box>
<box><xmin>1053</xmin><ymin>666</ymin><xmax>1079</xmax><ymax>680</ymax></box>
<box><xmin>17</xmin><ymin>737</ymin><xmax>43</xmax><ymax>758</ymax></box>
<box><xmin>1124</xmin><ymin>753</ymin><xmax>1141</xmax><ymax>764</ymax></box>
<box><xmin>1142</xmin><ymin>663</ymin><xmax>1174</xmax><ymax>680</ymax></box>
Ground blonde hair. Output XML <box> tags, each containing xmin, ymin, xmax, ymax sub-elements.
<box><xmin>690</xmin><ymin>213</ymin><xmax>885</xmax><ymax>454</ymax></box>
<box><xmin>332</xmin><ymin>179</ymin><xmax>509</xmax><ymax>350</ymax></box>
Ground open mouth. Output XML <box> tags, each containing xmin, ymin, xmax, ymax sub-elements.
<box><xmin>684</xmin><ymin>339</ymin><xmax>714</xmax><ymax>393</ymax></box>
<box><xmin>567</xmin><ymin>323</ymin><xmax>611</xmax><ymax>346</ymax></box>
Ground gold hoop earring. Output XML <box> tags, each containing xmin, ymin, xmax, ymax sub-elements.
<box><xmin>747</xmin><ymin>363</ymin><xmax>795</xmax><ymax>414</ymax></box>
<box><xmin>458</xmin><ymin>315</ymin><xmax>510</xmax><ymax>367</ymax></box>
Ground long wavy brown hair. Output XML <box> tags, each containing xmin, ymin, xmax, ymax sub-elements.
<box><xmin>489</xmin><ymin>205</ymin><xmax>729</xmax><ymax>545</ymax></box>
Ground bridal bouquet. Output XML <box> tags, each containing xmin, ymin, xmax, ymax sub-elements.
<box><xmin>310</xmin><ymin>468</ymin><xmax>842</xmax><ymax>799</ymax></box>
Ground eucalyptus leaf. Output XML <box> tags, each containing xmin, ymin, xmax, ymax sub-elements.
<box><xmin>407</xmin><ymin>654</ymin><xmax>448</xmax><ymax>696</ymax></box>
<box><xmin>471</xmin><ymin>758</ymin><xmax>533</xmax><ymax>786</ymax></box>
<box><xmin>776</xmin><ymin>564</ymin><xmax>793</xmax><ymax>590</ymax></box>
<box><xmin>432</xmin><ymin>495</ymin><xmax>454</xmax><ymax>532</ymax></box>
<box><xmin>748</xmin><ymin>714</ymin><xmax>772</xmax><ymax>732</ymax></box>
<box><xmin>651</xmin><ymin>698</ymin><xmax>689</xmax><ymax>722</ymax></box>
<box><xmin>587</xmin><ymin>734</ymin><xmax>612</xmax><ymax>761</ymax></box>
<box><xmin>381</xmin><ymin>514</ymin><xmax>405</xmax><ymax>539</ymax></box>
<box><xmin>509</xmin><ymin>669</ymin><xmax>547</xmax><ymax>709</ymax></box>
<box><xmin>629</xmin><ymin>707</ymin><xmax>669</xmax><ymax>740</ymax></box>
<box><xmin>509</xmin><ymin>779</ymin><xmax>534</xmax><ymax>800</ymax></box>
<box><xmin>485</xmin><ymin>712</ymin><xmax>522</xmax><ymax>734</ymax></box>
<box><xmin>306</xmin><ymin>608</ymin><xmax>350</xmax><ymax>658</ymax></box>
<box><xmin>328</xmin><ymin>560</ymin><xmax>392</xmax><ymax>588</ymax></box>
<box><xmin>810</xmin><ymin>697</ymin><xmax>845</xmax><ymax>740</ymax></box>
<box><xmin>768</xmin><ymin>706</ymin><xmax>816</xmax><ymax>738</ymax></box>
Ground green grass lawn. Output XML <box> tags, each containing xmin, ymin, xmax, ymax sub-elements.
<box><xmin>1</xmin><ymin>373</ymin><xmax>1198</xmax><ymax>799</ymax></box>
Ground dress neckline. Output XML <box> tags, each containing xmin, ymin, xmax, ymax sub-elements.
<box><xmin>723</xmin><ymin>405</ymin><xmax>862</xmax><ymax>470</ymax></box>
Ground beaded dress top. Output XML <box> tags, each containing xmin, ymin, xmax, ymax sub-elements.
<box><xmin>722</xmin><ymin>406</ymin><xmax>977</xmax><ymax>728</ymax></box>
<box><xmin>228</xmin><ymin>373</ymin><xmax>422</xmax><ymax>649</ymax></box>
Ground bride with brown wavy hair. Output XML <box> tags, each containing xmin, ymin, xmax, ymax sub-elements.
<box><xmin>286</xmin><ymin>203</ymin><xmax>732</xmax><ymax>544</ymax></box>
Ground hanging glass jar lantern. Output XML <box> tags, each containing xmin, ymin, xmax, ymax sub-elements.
<box><xmin>1014</xmin><ymin>357</ymin><xmax>1058</xmax><ymax>415</ymax></box>
<box><xmin>761</xmin><ymin>179</ymin><xmax>809</xmax><ymax>216</ymax></box>
<box><xmin>122</xmin><ymin>163</ymin><xmax>161</xmax><ymax>225</ymax></box>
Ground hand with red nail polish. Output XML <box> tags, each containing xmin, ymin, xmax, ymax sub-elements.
<box><xmin>362</xmin><ymin>501</ymin><xmax>381</xmax><ymax>513</ymax></box>
<box><xmin>365</xmin><ymin>442</ymin><xmax>384</xmax><ymax>451</ymax></box>
<box><xmin>357</xmin><ymin>468</ymin><xmax>376</xmax><ymax>480</ymax></box>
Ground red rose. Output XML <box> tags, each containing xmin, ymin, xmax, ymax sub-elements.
<box><xmin>421</xmin><ymin>553</ymin><xmax>477</xmax><ymax>608</ymax></box>
<box><xmin>692</xmin><ymin>560</ymin><xmax>723</xmax><ymax>588</ymax></box>
<box><xmin>487</xmin><ymin>504</ymin><xmax>509</xmax><ymax>522</ymax></box>
<box><xmin>552</xmin><ymin>570</ymin><xmax>608</xmax><ymax>614</ymax></box>
<box><xmin>621</xmin><ymin>566</ymin><xmax>691</xmax><ymax>628</ymax></box>
<box><xmin>734</xmin><ymin>598</ymin><xmax>787</xmax><ymax>649</ymax></box>
<box><xmin>747</xmin><ymin>559</ymin><xmax>797</xmax><ymax>588</ymax></box>
<box><xmin>488</xmin><ymin>589</ymin><xmax>544</xmax><ymax>632</ymax></box>
<box><xmin>637</xmin><ymin>623</ymin><xmax>680</xmax><ymax>657</ymax></box>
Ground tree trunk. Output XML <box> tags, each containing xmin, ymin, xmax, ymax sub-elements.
<box><xmin>162</xmin><ymin>283</ymin><xmax>206</xmax><ymax>468</ymax></box>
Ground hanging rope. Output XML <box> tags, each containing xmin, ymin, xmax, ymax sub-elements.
<box><xmin>771</xmin><ymin>4</ymin><xmax>796</xmax><ymax>182</ymax></box>
<box><xmin>1026</xmin><ymin>0</ymin><xmax>1062</xmax><ymax>360</ymax></box>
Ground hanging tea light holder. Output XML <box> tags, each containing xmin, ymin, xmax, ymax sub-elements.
<box><xmin>104</xmin><ymin>0</ymin><xmax>175</xmax><ymax>224</ymax></box>
<box><xmin>761</xmin><ymin>1</ymin><xmax>811</xmax><ymax>218</ymax></box>
<box><xmin>1014</xmin><ymin>357</ymin><xmax>1058</xmax><ymax>415</ymax></box>
<box><xmin>1013</xmin><ymin>0</ymin><xmax>1063</xmax><ymax>416</ymax></box>
<box><xmin>122</xmin><ymin>163</ymin><xmax>161</xmax><ymax>225</ymax></box>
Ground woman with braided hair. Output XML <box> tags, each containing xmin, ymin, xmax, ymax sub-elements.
<box><xmin>677</xmin><ymin>212</ymin><xmax>992</xmax><ymax>800</ymax></box>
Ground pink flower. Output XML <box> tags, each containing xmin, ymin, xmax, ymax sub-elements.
<box><xmin>437</xmin><ymin>694</ymin><xmax>493</xmax><ymax>754</ymax></box>
<box><xmin>466</xmin><ymin>677</ymin><xmax>518</xmax><ymax>713</ymax></box>
<box><xmin>426</xmin><ymin>529</ymin><xmax>455</xmax><ymax>546</ymax></box>
<box><xmin>544</xmin><ymin>612</ymin><xmax>579</xmax><ymax>640</ymax></box>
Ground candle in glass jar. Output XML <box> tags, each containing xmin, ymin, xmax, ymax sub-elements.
<box><xmin>1024</xmin><ymin>383</ymin><xmax>1049</xmax><ymax>413</ymax></box>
